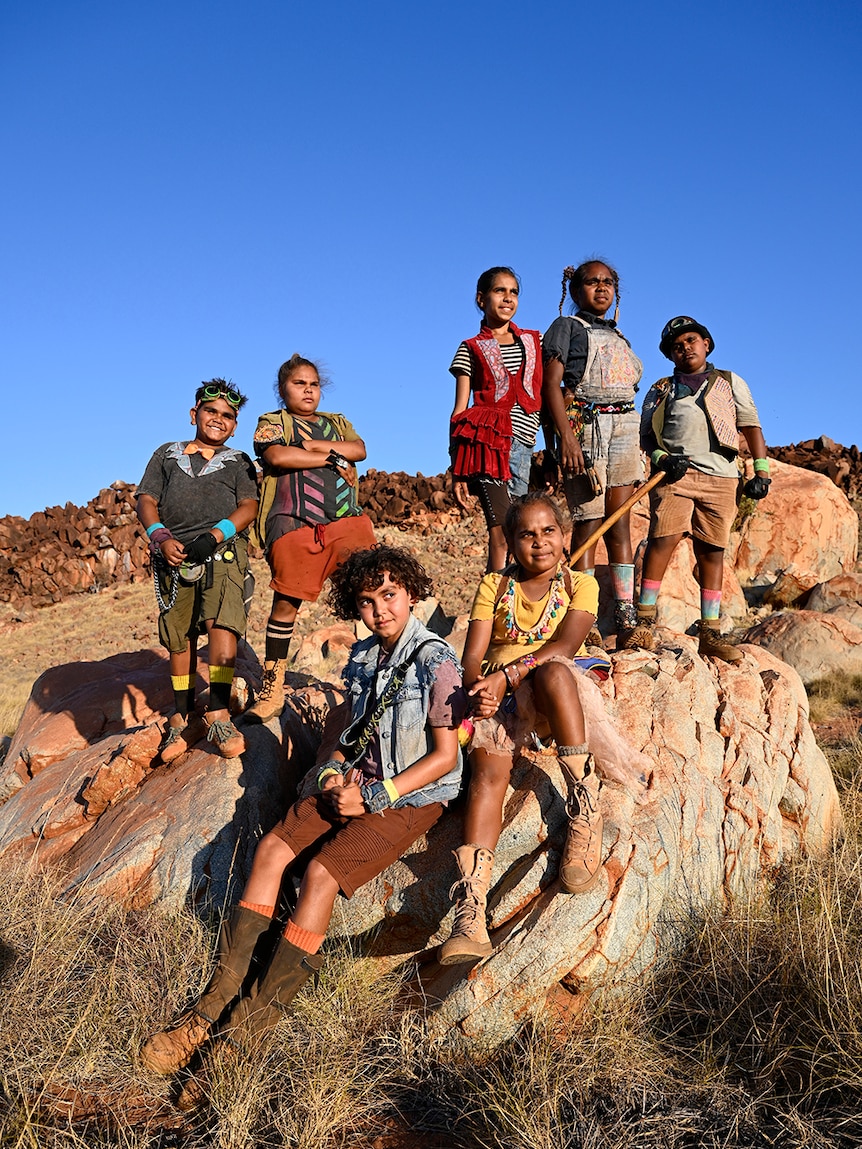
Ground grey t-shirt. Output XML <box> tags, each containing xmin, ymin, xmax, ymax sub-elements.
<box><xmin>137</xmin><ymin>442</ymin><xmax>258</xmax><ymax>543</ymax></box>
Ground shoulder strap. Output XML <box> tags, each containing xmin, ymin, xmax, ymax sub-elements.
<box><xmin>338</xmin><ymin>638</ymin><xmax>443</xmax><ymax>762</ymax></box>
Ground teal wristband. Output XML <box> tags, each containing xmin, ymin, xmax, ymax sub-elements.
<box><xmin>753</xmin><ymin>458</ymin><xmax>770</xmax><ymax>474</ymax></box>
<box><xmin>214</xmin><ymin>518</ymin><xmax>236</xmax><ymax>540</ymax></box>
<box><xmin>145</xmin><ymin>522</ymin><xmax>166</xmax><ymax>538</ymax></box>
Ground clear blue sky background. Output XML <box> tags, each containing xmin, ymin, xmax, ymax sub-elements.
<box><xmin>2</xmin><ymin>0</ymin><xmax>860</xmax><ymax>519</ymax></box>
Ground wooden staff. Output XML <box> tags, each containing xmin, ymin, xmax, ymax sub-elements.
<box><xmin>568</xmin><ymin>469</ymin><xmax>665</xmax><ymax>566</ymax></box>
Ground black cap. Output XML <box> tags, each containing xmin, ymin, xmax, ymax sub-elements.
<box><xmin>659</xmin><ymin>316</ymin><xmax>715</xmax><ymax>360</ymax></box>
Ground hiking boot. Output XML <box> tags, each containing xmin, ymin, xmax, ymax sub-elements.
<box><xmin>698</xmin><ymin>619</ymin><xmax>743</xmax><ymax>664</ymax></box>
<box><xmin>618</xmin><ymin>603</ymin><xmax>656</xmax><ymax>651</ymax></box>
<box><xmin>438</xmin><ymin>845</ymin><xmax>495</xmax><ymax>965</ymax></box>
<box><xmin>585</xmin><ymin>626</ymin><xmax>605</xmax><ymax>650</ymax></box>
<box><xmin>244</xmin><ymin>659</ymin><xmax>288</xmax><ymax>723</ymax></box>
<box><xmin>204</xmin><ymin>709</ymin><xmax>246</xmax><ymax>758</ymax></box>
<box><xmin>158</xmin><ymin>714</ymin><xmax>203</xmax><ymax>765</ymax></box>
<box><xmin>222</xmin><ymin>937</ymin><xmax>323</xmax><ymax>1055</ymax></box>
<box><xmin>558</xmin><ymin>755</ymin><xmax>604</xmax><ymax>895</ymax></box>
<box><xmin>139</xmin><ymin>905</ymin><xmax>271</xmax><ymax>1076</ymax></box>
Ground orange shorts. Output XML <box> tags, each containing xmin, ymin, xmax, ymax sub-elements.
<box><xmin>271</xmin><ymin>794</ymin><xmax>443</xmax><ymax>897</ymax></box>
<box><xmin>648</xmin><ymin>471</ymin><xmax>739</xmax><ymax>548</ymax></box>
<box><xmin>268</xmin><ymin>514</ymin><xmax>376</xmax><ymax>601</ymax></box>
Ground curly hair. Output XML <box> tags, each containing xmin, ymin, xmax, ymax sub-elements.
<box><xmin>503</xmin><ymin>491</ymin><xmax>570</xmax><ymax>542</ymax></box>
<box><xmin>274</xmin><ymin>354</ymin><xmax>331</xmax><ymax>407</ymax></box>
<box><xmin>327</xmin><ymin>546</ymin><xmax>434</xmax><ymax>620</ymax></box>
<box><xmin>558</xmin><ymin>259</ymin><xmax>621</xmax><ymax>321</ymax></box>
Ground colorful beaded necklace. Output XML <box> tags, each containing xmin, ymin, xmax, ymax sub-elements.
<box><xmin>500</xmin><ymin>564</ymin><xmax>566</xmax><ymax>645</ymax></box>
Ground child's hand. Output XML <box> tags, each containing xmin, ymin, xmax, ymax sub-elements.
<box><xmin>160</xmin><ymin>538</ymin><xmax>187</xmax><ymax>567</ymax></box>
<box><xmin>468</xmin><ymin>671</ymin><xmax>507</xmax><ymax>718</ymax></box>
<box><xmin>325</xmin><ymin>778</ymin><xmax>366</xmax><ymax>818</ymax></box>
<box><xmin>452</xmin><ymin>479</ymin><xmax>475</xmax><ymax>513</ymax></box>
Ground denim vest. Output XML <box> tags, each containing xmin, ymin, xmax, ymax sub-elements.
<box><xmin>340</xmin><ymin>614</ymin><xmax>463</xmax><ymax>808</ymax></box>
<box><xmin>568</xmin><ymin>315</ymin><xmax>643</xmax><ymax>405</ymax></box>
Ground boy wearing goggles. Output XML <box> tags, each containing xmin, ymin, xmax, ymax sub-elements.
<box><xmin>136</xmin><ymin>379</ymin><xmax>259</xmax><ymax>761</ymax></box>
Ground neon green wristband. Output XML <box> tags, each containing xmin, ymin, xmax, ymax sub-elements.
<box><xmin>651</xmin><ymin>449</ymin><xmax>668</xmax><ymax>467</ymax></box>
<box><xmin>382</xmin><ymin>778</ymin><xmax>399</xmax><ymax>804</ymax></box>
<box><xmin>753</xmin><ymin>458</ymin><xmax>770</xmax><ymax>474</ymax></box>
<box><xmin>316</xmin><ymin>766</ymin><xmax>341</xmax><ymax>791</ymax></box>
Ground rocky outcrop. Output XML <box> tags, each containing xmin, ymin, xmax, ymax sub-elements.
<box><xmin>0</xmin><ymin>634</ymin><xmax>840</xmax><ymax>1046</ymax></box>
<box><xmin>769</xmin><ymin>435</ymin><xmax>861</xmax><ymax>500</ymax></box>
<box><xmin>741</xmin><ymin>611</ymin><xmax>862</xmax><ymax>685</ymax></box>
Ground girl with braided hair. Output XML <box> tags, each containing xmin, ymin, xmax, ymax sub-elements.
<box><xmin>542</xmin><ymin>260</ymin><xmax>651</xmax><ymax>650</ymax></box>
<box><xmin>449</xmin><ymin>267</ymin><xmax>544</xmax><ymax>572</ymax></box>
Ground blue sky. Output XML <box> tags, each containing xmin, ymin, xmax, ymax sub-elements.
<box><xmin>2</xmin><ymin>0</ymin><xmax>860</xmax><ymax>519</ymax></box>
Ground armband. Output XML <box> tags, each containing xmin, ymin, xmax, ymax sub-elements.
<box><xmin>360</xmin><ymin>778</ymin><xmax>399</xmax><ymax>814</ymax></box>
<box><xmin>651</xmin><ymin>449</ymin><xmax>669</xmax><ymax>467</ymax></box>
<box><xmin>753</xmin><ymin>458</ymin><xmax>770</xmax><ymax>475</ymax></box>
<box><xmin>214</xmin><ymin>518</ymin><xmax>237</xmax><ymax>541</ymax></box>
<box><xmin>145</xmin><ymin>521</ymin><xmax>167</xmax><ymax>538</ymax></box>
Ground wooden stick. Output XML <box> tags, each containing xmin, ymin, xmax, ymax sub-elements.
<box><xmin>568</xmin><ymin>469</ymin><xmax>665</xmax><ymax>566</ymax></box>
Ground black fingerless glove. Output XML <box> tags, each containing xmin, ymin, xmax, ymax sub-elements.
<box><xmin>183</xmin><ymin>532</ymin><xmax>218</xmax><ymax>563</ymax></box>
<box><xmin>656</xmin><ymin>453</ymin><xmax>690</xmax><ymax>483</ymax></box>
<box><xmin>743</xmin><ymin>474</ymin><xmax>771</xmax><ymax>500</ymax></box>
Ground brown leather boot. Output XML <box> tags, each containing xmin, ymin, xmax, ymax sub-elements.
<box><xmin>244</xmin><ymin>659</ymin><xmax>288</xmax><ymax>723</ymax></box>
<box><xmin>158</xmin><ymin>713</ymin><xmax>204</xmax><ymax>764</ymax></box>
<box><xmin>223</xmin><ymin>937</ymin><xmax>324</xmax><ymax>1053</ymax></box>
<box><xmin>618</xmin><ymin>603</ymin><xmax>656</xmax><ymax>651</ymax></box>
<box><xmin>558</xmin><ymin>755</ymin><xmax>604</xmax><ymax>895</ymax></box>
<box><xmin>438</xmin><ymin>845</ymin><xmax>495</xmax><ymax>965</ymax></box>
<box><xmin>698</xmin><ymin>619</ymin><xmax>742</xmax><ymax>664</ymax></box>
<box><xmin>139</xmin><ymin>905</ymin><xmax>271</xmax><ymax>1075</ymax></box>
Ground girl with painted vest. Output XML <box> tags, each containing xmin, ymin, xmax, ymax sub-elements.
<box><xmin>449</xmin><ymin>267</ymin><xmax>544</xmax><ymax>572</ymax></box>
<box><xmin>542</xmin><ymin>260</ymin><xmax>648</xmax><ymax>649</ymax></box>
<box><xmin>636</xmin><ymin>316</ymin><xmax>770</xmax><ymax>663</ymax></box>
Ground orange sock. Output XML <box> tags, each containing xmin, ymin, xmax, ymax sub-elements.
<box><xmin>239</xmin><ymin>900</ymin><xmax>275</xmax><ymax>918</ymax></box>
<box><xmin>284</xmin><ymin>918</ymin><xmax>325</xmax><ymax>954</ymax></box>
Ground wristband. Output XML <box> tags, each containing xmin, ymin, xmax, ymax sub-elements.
<box><xmin>503</xmin><ymin>664</ymin><xmax>521</xmax><ymax>693</ymax></box>
<box><xmin>360</xmin><ymin>777</ymin><xmax>399</xmax><ymax>814</ymax></box>
<box><xmin>213</xmin><ymin>518</ymin><xmax>237</xmax><ymax>541</ymax></box>
<box><xmin>753</xmin><ymin>458</ymin><xmax>770</xmax><ymax>474</ymax></box>
<box><xmin>148</xmin><ymin>527</ymin><xmax>174</xmax><ymax>553</ymax></box>
<box><xmin>326</xmin><ymin>450</ymin><xmax>349</xmax><ymax>472</ymax></box>
<box><xmin>145</xmin><ymin>522</ymin><xmax>166</xmax><ymax>538</ymax></box>
<box><xmin>651</xmin><ymin>449</ymin><xmax>668</xmax><ymax>467</ymax></box>
<box><xmin>519</xmin><ymin>654</ymin><xmax>539</xmax><ymax>673</ymax></box>
<box><xmin>316</xmin><ymin>759</ymin><xmax>344</xmax><ymax>791</ymax></box>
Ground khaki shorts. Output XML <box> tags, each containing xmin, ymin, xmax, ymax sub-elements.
<box><xmin>271</xmin><ymin>793</ymin><xmax>442</xmax><ymax>897</ymax></box>
<box><xmin>268</xmin><ymin>514</ymin><xmax>377</xmax><ymax>601</ymax></box>
<box><xmin>563</xmin><ymin>409</ymin><xmax>643</xmax><ymax>521</ymax></box>
<box><xmin>648</xmin><ymin>471</ymin><xmax>739</xmax><ymax>548</ymax></box>
<box><xmin>157</xmin><ymin>541</ymin><xmax>249</xmax><ymax>653</ymax></box>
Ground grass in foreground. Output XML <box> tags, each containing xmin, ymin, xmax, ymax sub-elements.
<box><xmin>0</xmin><ymin>672</ymin><xmax>860</xmax><ymax>1148</ymax></box>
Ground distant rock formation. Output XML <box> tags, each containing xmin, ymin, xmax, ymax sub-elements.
<box><xmin>0</xmin><ymin>441</ymin><xmax>858</xmax><ymax>608</ymax></box>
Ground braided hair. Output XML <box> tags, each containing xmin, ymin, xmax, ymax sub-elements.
<box><xmin>558</xmin><ymin>259</ymin><xmax>621</xmax><ymax>322</ymax></box>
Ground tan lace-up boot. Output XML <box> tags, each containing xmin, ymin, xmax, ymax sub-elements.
<box><xmin>245</xmin><ymin>660</ymin><xmax>288</xmax><ymax>723</ymax></box>
<box><xmin>698</xmin><ymin>619</ymin><xmax>742</xmax><ymax>664</ymax></box>
<box><xmin>618</xmin><ymin>603</ymin><xmax>656</xmax><ymax>652</ymax></box>
<box><xmin>558</xmin><ymin>754</ymin><xmax>604</xmax><ymax>895</ymax></box>
<box><xmin>438</xmin><ymin>845</ymin><xmax>495</xmax><ymax>965</ymax></box>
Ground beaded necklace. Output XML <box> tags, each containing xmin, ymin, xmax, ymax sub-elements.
<box><xmin>500</xmin><ymin>564</ymin><xmax>566</xmax><ymax>645</ymax></box>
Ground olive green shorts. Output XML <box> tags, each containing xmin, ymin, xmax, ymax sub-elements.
<box><xmin>157</xmin><ymin>540</ymin><xmax>249</xmax><ymax>653</ymax></box>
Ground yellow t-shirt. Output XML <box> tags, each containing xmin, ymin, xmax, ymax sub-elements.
<box><xmin>469</xmin><ymin>566</ymin><xmax>599</xmax><ymax>671</ymax></box>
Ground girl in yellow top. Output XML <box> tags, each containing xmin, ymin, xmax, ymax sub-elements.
<box><xmin>439</xmin><ymin>492</ymin><xmax>602</xmax><ymax>965</ymax></box>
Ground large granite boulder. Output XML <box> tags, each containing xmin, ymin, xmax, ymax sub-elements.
<box><xmin>0</xmin><ymin>634</ymin><xmax>840</xmax><ymax>1047</ymax></box>
<box><xmin>741</xmin><ymin>610</ymin><xmax>862</xmax><ymax>685</ymax></box>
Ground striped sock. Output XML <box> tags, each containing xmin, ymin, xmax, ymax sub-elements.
<box><xmin>639</xmin><ymin>579</ymin><xmax>662</xmax><ymax>608</ymax></box>
<box><xmin>701</xmin><ymin>588</ymin><xmax>722</xmax><ymax>621</ymax></box>
<box><xmin>171</xmin><ymin>673</ymin><xmax>196</xmax><ymax>718</ymax></box>
<box><xmin>209</xmin><ymin>664</ymin><xmax>235</xmax><ymax>711</ymax></box>
<box><xmin>265</xmin><ymin>619</ymin><xmax>295</xmax><ymax>662</ymax></box>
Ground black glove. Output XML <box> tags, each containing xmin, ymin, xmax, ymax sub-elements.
<box><xmin>183</xmin><ymin>532</ymin><xmax>218</xmax><ymax>564</ymax></box>
<box><xmin>743</xmin><ymin>474</ymin><xmax>771</xmax><ymax>500</ymax></box>
<box><xmin>656</xmin><ymin>453</ymin><xmax>690</xmax><ymax>483</ymax></box>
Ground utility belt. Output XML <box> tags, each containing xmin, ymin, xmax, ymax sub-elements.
<box><xmin>564</xmin><ymin>397</ymin><xmax>635</xmax><ymax>443</ymax></box>
<box><xmin>153</xmin><ymin>537</ymin><xmax>247</xmax><ymax>612</ymax></box>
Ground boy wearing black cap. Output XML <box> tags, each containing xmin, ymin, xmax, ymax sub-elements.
<box><xmin>634</xmin><ymin>317</ymin><xmax>770</xmax><ymax>662</ymax></box>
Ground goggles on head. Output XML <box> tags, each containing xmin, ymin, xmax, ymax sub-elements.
<box><xmin>199</xmin><ymin>383</ymin><xmax>243</xmax><ymax>409</ymax></box>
